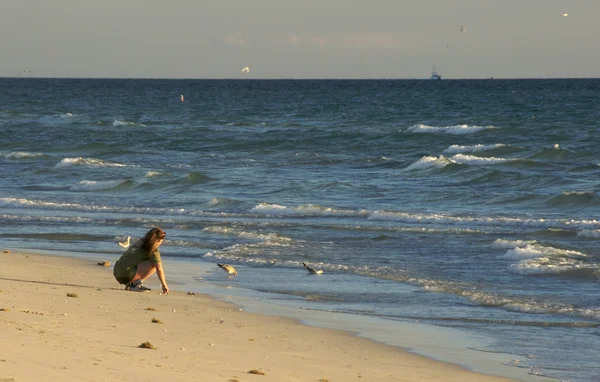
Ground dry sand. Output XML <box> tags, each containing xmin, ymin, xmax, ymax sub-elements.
<box><xmin>0</xmin><ymin>250</ymin><xmax>519</xmax><ymax>382</ymax></box>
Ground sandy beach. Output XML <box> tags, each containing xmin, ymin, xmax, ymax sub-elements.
<box><xmin>0</xmin><ymin>250</ymin><xmax>519</xmax><ymax>382</ymax></box>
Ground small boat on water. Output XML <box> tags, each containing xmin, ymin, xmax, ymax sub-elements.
<box><xmin>430</xmin><ymin>65</ymin><xmax>442</xmax><ymax>80</ymax></box>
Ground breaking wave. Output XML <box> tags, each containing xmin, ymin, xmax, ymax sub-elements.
<box><xmin>406</xmin><ymin>124</ymin><xmax>497</xmax><ymax>135</ymax></box>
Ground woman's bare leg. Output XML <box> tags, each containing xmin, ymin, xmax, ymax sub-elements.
<box><xmin>131</xmin><ymin>259</ymin><xmax>156</xmax><ymax>284</ymax></box>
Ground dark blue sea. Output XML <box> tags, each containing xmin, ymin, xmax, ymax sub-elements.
<box><xmin>1</xmin><ymin>78</ymin><xmax>599</xmax><ymax>381</ymax></box>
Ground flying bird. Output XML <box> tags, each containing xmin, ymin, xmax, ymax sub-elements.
<box><xmin>217</xmin><ymin>263</ymin><xmax>238</xmax><ymax>277</ymax></box>
<box><xmin>561</xmin><ymin>13</ymin><xmax>568</xmax><ymax>17</ymax></box>
<box><xmin>302</xmin><ymin>262</ymin><xmax>323</xmax><ymax>275</ymax></box>
<box><xmin>460</xmin><ymin>25</ymin><xmax>467</xmax><ymax>32</ymax></box>
<box><xmin>116</xmin><ymin>236</ymin><xmax>131</xmax><ymax>249</ymax></box>
<box><xmin>241</xmin><ymin>66</ymin><xmax>250</xmax><ymax>73</ymax></box>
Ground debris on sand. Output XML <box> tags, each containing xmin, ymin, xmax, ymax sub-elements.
<box><xmin>248</xmin><ymin>369</ymin><xmax>266</xmax><ymax>375</ymax></box>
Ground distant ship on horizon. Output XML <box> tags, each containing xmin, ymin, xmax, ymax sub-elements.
<box><xmin>430</xmin><ymin>65</ymin><xmax>442</xmax><ymax>80</ymax></box>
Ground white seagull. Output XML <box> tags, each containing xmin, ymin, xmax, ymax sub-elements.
<box><xmin>302</xmin><ymin>262</ymin><xmax>323</xmax><ymax>275</ymax></box>
<box><xmin>116</xmin><ymin>236</ymin><xmax>131</xmax><ymax>249</ymax></box>
<box><xmin>241</xmin><ymin>66</ymin><xmax>250</xmax><ymax>73</ymax></box>
<box><xmin>217</xmin><ymin>263</ymin><xmax>238</xmax><ymax>277</ymax></box>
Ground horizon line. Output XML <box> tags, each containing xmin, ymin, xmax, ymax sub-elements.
<box><xmin>2</xmin><ymin>76</ymin><xmax>600</xmax><ymax>81</ymax></box>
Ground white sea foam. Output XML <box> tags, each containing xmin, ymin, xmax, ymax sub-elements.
<box><xmin>450</xmin><ymin>153</ymin><xmax>511</xmax><ymax>165</ymax></box>
<box><xmin>504</xmin><ymin>244</ymin><xmax>586</xmax><ymax>260</ymax></box>
<box><xmin>202</xmin><ymin>197</ymin><xmax>246</xmax><ymax>209</ymax></box>
<box><xmin>145</xmin><ymin>171</ymin><xmax>163</xmax><ymax>177</ymax></box>
<box><xmin>443</xmin><ymin>144</ymin><xmax>506</xmax><ymax>154</ymax></box>
<box><xmin>112</xmin><ymin>119</ymin><xmax>146</xmax><ymax>127</ymax></box>
<box><xmin>203</xmin><ymin>241</ymin><xmax>290</xmax><ymax>265</ymax></box>
<box><xmin>370</xmin><ymin>210</ymin><xmax>553</xmax><ymax>229</ymax></box>
<box><xmin>0</xmin><ymin>214</ymin><xmax>92</xmax><ymax>223</ymax></box>
<box><xmin>1</xmin><ymin>197</ymin><xmax>92</xmax><ymax>210</ymax></box>
<box><xmin>3</xmin><ymin>196</ymin><xmax>600</xmax><ymax>234</ymax></box>
<box><xmin>406</xmin><ymin>124</ymin><xmax>496</xmax><ymax>135</ymax></box>
<box><xmin>0</xmin><ymin>198</ymin><xmax>240</xmax><ymax>223</ymax></box>
<box><xmin>203</xmin><ymin>226</ymin><xmax>292</xmax><ymax>243</ymax></box>
<box><xmin>69</xmin><ymin>180</ymin><xmax>127</xmax><ymax>191</ymax></box>
<box><xmin>406</xmin><ymin>275</ymin><xmax>600</xmax><ymax>320</ymax></box>
<box><xmin>503</xmin><ymin>246</ymin><xmax>547</xmax><ymax>260</ymax></box>
<box><xmin>509</xmin><ymin>257</ymin><xmax>595</xmax><ymax>275</ymax></box>
<box><xmin>4</xmin><ymin>151</ymin><xmax>44</xmax><ymax>159</ymax></box>
<box><xmin>492</xmin><ymin>239</ymin><xmax>537</xmax><ymax>248</ymax></box>
<box><xmin>247</xmin><ymin>201</ymin><xmax>600</xmax><ymax>231</ymax></box>
<box><xmin>250</xmin><ymin>202</ymin><xmax>368</xmax><ymax>217</ymax></box>
<box><xmin>404</xmin><ymin>156</ymin><xmax>453</xmax><ymax>170</ymax></box>
<box><xmin>562</xmin><ymin>191</ymin><xmax>595</xmax><ymax>197</ymax></box>
<box><xmin>55</xmin><ymin>157</ymin><xmax>128</xmax><ymax>168</ymax></box>
<box><xmin>500</xmin><ymin>243</ymin><xmax>594</xmax><ymax>276</ymax></box>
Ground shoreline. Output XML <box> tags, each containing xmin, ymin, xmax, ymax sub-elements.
<box><xmin>1</xmin><ymin>249</ymin><xmax>535</xmax><ymax>382</ymax></box>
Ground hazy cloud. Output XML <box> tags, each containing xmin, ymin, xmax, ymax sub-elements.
<box><xmin>224</xmin><ymin>34</ymin><xmax>248</xmax><ymax>47</ymax></box>
<box><xmin>308</xmin><ymin>33</ymin><xmax>404</xmax><ymax>50</ymax></box>
<box><xmin>310</xmin><ymin>36</ymin><xmax>328</xmax><ymax>48</ymax></box>
<box><xmin>342</xmin><ymin>33</ymin><xmax>404</xmax><ymax>49</ymax></box>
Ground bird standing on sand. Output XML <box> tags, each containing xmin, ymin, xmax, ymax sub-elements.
<box><xmin>116</xmin><ymin>236</ymin><xmax>131</xmax><ymax>249</ymax></box>
<box><xmin>217</xmin><ymin>263</ymin><xmax>237</xmax><ymax>277</ymax></box>
<box><xmin>302</xmin><ymin>262</ymin><xmax>323</xmax><ymax>275</ymax></box>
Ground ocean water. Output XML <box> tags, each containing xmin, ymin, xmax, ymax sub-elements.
<box><xmin>1</xmin><ymin>78</ymin><xmax>599</xmax><ymax>381</ymax></box>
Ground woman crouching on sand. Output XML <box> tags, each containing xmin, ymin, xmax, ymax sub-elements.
<box><xmin>113</xmin><ymin>227</ymin><xmax>170</xmax><ymax>294</ymax></box>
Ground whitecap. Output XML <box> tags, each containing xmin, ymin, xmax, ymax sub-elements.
<box><xmin>406</xmin><ymin>124</ymin><xmax>496</xmax><ymax>135</ymax></box>
<box><xmin>69</xmin><ymin>179</ymin><xmax>127</xmax><ymax>191</ymax></box>
<box><xmin>443</xmin><ymin>144</ymin><xmax>506</xmax><ymax>154</ymax></box>
<box><xmin>203</xmin><ymin>226</ymin><xmax>293</xmax><ymax>243</ymax></box>
<box><xmin>503</xmin><ymin>246</ymin><xmax>546</xmax><ymax>260</ymax></box>
<box><xmin>55</xmin><ymin>157</ymin><xmax>127</xmax><ymax>168</ymax></box>
<box><xmin>112</xmin><ymin>119</ymin><xmax>145</xmax><ymax>127</ymax></box>
<box><xmin>0</xmin><ymin>197</ymin><xmax>190</xmax><ymax>216</ymax></box>
<box><xmin>492</xmin><ymin>239</ymin><xmax>537</xmax><ymax>248</ymax></box>
<box><xmin>450</xmin><ymin>153</ymin><xmax>511</xmax><ymax>165</ymax></box>
<box><xmin>369</xmin><ymin>209</ymin><xmax>600</xmax><ymax>231</ymax></box>
<box><xmin>5</xmin><ymin>151</ymin><xmax>44</xmax><ymax>159</ymax></box>
<box><xmin>509</xmin><ymin>257</ymin><xmax>594</xmax><ymax>275</ymax></box>
<box><xmin>503</xmin><ymin>244</ymin><xmax>586</xmax><ymax>260</ymax></box>
<box><xmin>0</xmin><ymin>213</ymin><xmax>92</xmax><ymax>223</ymax></box>
<box><xmin>250</xmin><ymin>202</ymin><xmax>367</xmax><ymax>217</ymax></box>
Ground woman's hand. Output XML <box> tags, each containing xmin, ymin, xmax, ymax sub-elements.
<box><xmin>162</xmin><ymin>284</ymin><xmax>170</xmax><ymax>294</ymax></box>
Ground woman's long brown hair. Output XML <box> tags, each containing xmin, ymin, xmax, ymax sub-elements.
<box><xmin>140</xmin><ymin>227</ymin><xmax>166</xmax><ymax>253</ymax></box>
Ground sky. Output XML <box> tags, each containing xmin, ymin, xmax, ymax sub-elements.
<box><xmin>1</xmin><ymin>0</ymin><xmax>598</xmax><ymax>79</ymax></box>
